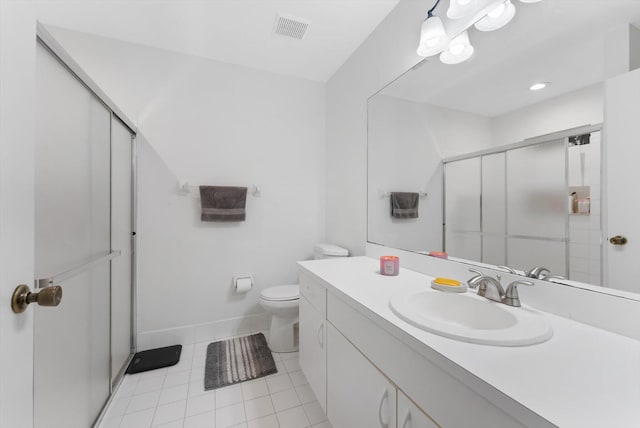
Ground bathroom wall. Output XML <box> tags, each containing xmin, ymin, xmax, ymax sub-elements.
<box><xmin>48</xmin><ymin>28</ymin><xmax>326</xmax><ymax>348</ymax></box>
<box><xmin>368</xmin><ymin>94</ymin><xmax>492</xmax><ymax>252</ymax></box>
<box><xmin>491</xmin><ymin>84</ymin><xmax>604</xmax><ymax>147</ymax></box>
<box><xmin>325</xmin><ymin>1</ymin><xmax>428</xmax><ymax>256</ymax></box>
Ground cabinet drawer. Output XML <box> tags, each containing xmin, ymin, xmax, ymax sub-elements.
<box><xmin>299</xmin><ymin>271</ymin><xmax>326</xmax><ymax>316</ymax></box>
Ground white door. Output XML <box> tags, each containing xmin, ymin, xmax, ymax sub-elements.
<box><xmin>0</xmin><ymin>4</ymin><xmax>37</xmax><ymax>427</ymax></box>
<box><xmin>327</xmin><ymin>324</ymin><xmax>396</xmax><ymax>428</ymax></box>
<box><xmin>604</xmin><ymin>68</ymin><xmax>640</xmax><ymax>292</ymax></box>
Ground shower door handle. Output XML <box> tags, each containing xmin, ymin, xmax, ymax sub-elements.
<box><xmin>12</xmin><ymin>284</ymin><xmax>63</xmax><ymax>313</ymax></box>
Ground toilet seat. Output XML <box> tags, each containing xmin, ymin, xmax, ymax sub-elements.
<box><xmin>260</xmin><ymin>285</ymin><xmax>299</xmax><ymax>301</ymax></box>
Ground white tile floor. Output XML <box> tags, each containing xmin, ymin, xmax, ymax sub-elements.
<box><xmin>98</xmin><ymin>340</ymin><xmax>333</xmax><ymax>428</ymax></box>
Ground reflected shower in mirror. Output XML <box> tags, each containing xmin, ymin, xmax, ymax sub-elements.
<box><xmin>367</xmin><ymin>1</ymin><xmax>640</xmax><ymax>294</ymax></box>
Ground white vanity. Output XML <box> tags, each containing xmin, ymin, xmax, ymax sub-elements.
<box><xmin>297</xmin><ymin>256</ymin><xmax>640</xmax><ymax>428</ymax></box>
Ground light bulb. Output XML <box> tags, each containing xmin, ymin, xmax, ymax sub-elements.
<box><xmin>416</xmin><ymin>15</ymin><xmax>449</xmax><ymax>57</ymax></box>
<box><xmin>475</xmin><ymin>0</ymin><xmax>516</xmax><ymax>32</ymax></box>
<box><xmin>440</xmin><ymin>31</ymin><xmax>474</xmax><ymax>65</ymax></box>
<box><xmin>449</xmin><ymin>43</ymin><xmax>465</xmax><ymax>55</ymax></box>
<box><xmin>447</xmin><ymin>0</ymin><xmax>477</xmax><ymax>19</ymax></box>
<box><xmin>488</xmin><ymin>3</ymin><xmax>506</xmax><ymax>18</ymax></box>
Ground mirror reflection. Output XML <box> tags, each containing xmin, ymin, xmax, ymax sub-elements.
<box><xmin>367</xmin><ymin>1</ymin><xmax>640</xmax><ymax>293</ymax></box>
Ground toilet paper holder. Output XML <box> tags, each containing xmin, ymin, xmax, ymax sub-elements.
<box><xmin>233</xmin><ymin>275</ymin><xmax>253</xmax><ymax>293</ymax></box>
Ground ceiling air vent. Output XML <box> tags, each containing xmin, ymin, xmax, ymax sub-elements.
<box><xmin>273</xmin><ymin>14</ymin><xmax>310</xmax><ymax>40</ymax></box>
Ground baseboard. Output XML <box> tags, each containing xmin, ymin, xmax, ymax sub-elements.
<box><xmin>137</xmin><ymin>312</ymin><xmax>271</xmax><ymax>351</ymax></box>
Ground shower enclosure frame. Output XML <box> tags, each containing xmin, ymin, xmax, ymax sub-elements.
<box><xmin>35</xmin><ymin>22</ymin><xmax>138</xmax><ymax>426</ymax></box>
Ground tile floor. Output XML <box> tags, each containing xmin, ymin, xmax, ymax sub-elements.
<box><xmin>98</xmin><ymin>340</ymin><xmax>332</xmax><ymax>428</ymax></box>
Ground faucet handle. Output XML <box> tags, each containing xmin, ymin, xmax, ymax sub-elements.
<box><xmin>503</xmin><ymin>280</ymin><xmax>534</xmax><ymax>307</ymax></box>
<box><xmin>467</xmin><ymin>268</ymin><xmax>484</xmax><ymax>289</ymax></box>
<box><xmin>497</xmin><ymin>265</ymin><xmax>517</xmax><ymax>274</ymax></box>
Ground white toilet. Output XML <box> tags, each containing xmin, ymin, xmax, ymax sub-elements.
<box><xmin>259</xmin><ymin>243</ymin><xmax>349</xmax><ymax>352</ymax></box>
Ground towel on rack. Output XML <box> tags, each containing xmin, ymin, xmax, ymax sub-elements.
<box><xmin>199</xmin><ymin>186</ymin><xmax>248</xmax><ymax>222</ymax></box>
<box><xmin>390</xmin><ymin>192</ymin><xmax>419</xmax><ymax>219</ymax></box>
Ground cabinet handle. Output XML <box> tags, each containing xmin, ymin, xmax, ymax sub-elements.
<box><xmin>317</xmin><ymin>322</ymin><xmax>324</xmax><ymax>348</ymax></box>
<box><xmin>377</xmin><ymin>389</ymin><xmax>389</xmax><ymax>428</ymax></box>
<box><xmin>401</xmin><ymin>409</ymin><xmax>411</xmax><ymax>428</ymax></box>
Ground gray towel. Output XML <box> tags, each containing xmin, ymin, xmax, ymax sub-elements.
<box><xmin>390</xmin><ymin>192</ymin><xmax>419</xmax><ymax>219</ymax></box>
<box><xmin>199</xmin><ymin>186</ymin><xmax>247</xmax><ymax>222</ymax></box>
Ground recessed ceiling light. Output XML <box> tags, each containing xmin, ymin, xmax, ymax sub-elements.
<box><xmin>529</xmin><ymin>82</ymin><xmax>549</xmax><ymax>91</ymax></box>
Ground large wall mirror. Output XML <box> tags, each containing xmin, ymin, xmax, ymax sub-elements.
<box><xmin>368</xmin><ymin>1</ymin><xmax>640</xmax><ymax>295</ymax></box>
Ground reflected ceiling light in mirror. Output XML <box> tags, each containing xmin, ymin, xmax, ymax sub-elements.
<box><xmin>475</xmin><ymin>0</ymin><xmax>516</xmax><ymax>31</ymax></box>
<box><xmin>417</xmin><ymin>15</ymin><xmax>448</xmax><ymax>56</ymax></box>
<box><xmin>440</xmin><ymin>31</ymin><xmax>475</xmax><ymax>64</ymax></box>
<box><xmin>447</xmin><ymin>0</ymin><xmax>477</xmax><ymax>20</ymax></box>
<box><xmin>529</xmin><ymin>82</ymin><xmax>549</xmax><ymax>91</ymax></box>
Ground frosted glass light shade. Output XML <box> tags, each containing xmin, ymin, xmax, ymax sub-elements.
<box><xmin>475</xmin><ymin>0</ymin><xmax>516</xmax><ymax>31</ymax></box>
<box><xmin>519</xmin><ymin>0</ymin><xmax>541</xmax><ymax>3</ymax></box>
<box><xmin>416</xmin><ymin>15</ymin><xmax>449</xmax><ymax>57</ymax></box>
<box><xmin>447</xmin><ymin>0</ymin><xmax>477</xmax><ymax>19</ymax></box>
<box><xmin>440</xmin><ymin>31</ymin><xmax>474</xmax><ymax>64</ymax></box>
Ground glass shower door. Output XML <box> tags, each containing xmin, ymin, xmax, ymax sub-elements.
<box><xmin>35</xmin><ymin>42</ymin><xmax>112</xmax><ymax>427</ymax></box>
<box><xmin>506</xmin><ymin>139</ymin><xmax>567</xmax><ymax>275</ymax></box>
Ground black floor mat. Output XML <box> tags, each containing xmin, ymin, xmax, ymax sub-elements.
<box><xmin>126</xmin><ymin>345</ymin><xmax>182</xmax><ymax>374</ymax></box>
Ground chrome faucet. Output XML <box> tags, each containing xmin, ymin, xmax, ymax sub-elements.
<box><xmin>467</xmin><ymin>268</ymin><xmax>505</xmax><ymax>303</ymax></box>
<box><xmin>525</xmin><ymin>266</ymin><xmax>551</xmax><ymax>280</ymax></box>
<box><xmin>467</xmin><ymin>269</ymin><xmax>534</xmax><ymax>307</ymax></box>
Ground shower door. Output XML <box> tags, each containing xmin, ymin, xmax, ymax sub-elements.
<box><xmin>35</xmin><ymin>41</ymin><xmax>134</xmax><ymax>427</ymax></box>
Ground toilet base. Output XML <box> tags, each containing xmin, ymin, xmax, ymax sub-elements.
<box><xmin>268</xmin><ymin>314</ymin><xmax>299</xmax><ymax>353</ymax></box>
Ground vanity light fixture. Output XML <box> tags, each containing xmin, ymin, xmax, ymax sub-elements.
<box><xmin>475</xmin><ymin>0</ymin><xmax>516</xmax><ymax>32</ymax></box>
<box><xmin>416</xmin><ymin>0</ymin><xmax>449</xmax><ymax>57</ymax></box>
<box><xmin>529</xmin><ymin>82</ymin><xmax>549</xmax><ymax>91</ymax></box>
<box><xmin>440</xmin><ymin>30</ymin><xmax>475</xmax><ymax>64</ymax></box>
<box><xmin>417</xmin><ymin>0</ymin><xmax>542</xmax><ymax>65</ymax></box>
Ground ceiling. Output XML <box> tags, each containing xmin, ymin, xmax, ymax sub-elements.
<box><xmin>380</xmin><ymin>1</ymin><xmax>640</xmax><ymax>117</ymax></box>
<box><xmin>35</xmin><ymin>0</ymin><xmax>400</xmax><ymax>82</ymax></box>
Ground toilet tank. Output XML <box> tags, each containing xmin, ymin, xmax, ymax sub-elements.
<box><xmin>314</xmin><ymin>243</ymin><xmax>349</xmax><ymax>260</ymax></box>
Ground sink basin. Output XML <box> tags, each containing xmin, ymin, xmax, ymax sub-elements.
<box><xmin>389</xmin><ymin>290</ymin><xmax>553</xmax><ymax>346</ymax></box>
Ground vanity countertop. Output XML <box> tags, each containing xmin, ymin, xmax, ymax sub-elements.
<box><xmin>298</xmin><ymin>256</ymin><xmax>640</xmax><ymax>428</ymax></box>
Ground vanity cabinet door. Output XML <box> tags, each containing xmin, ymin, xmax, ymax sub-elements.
<box><xmin>299</xmin><ymin>295</ymin><xmax>326</xmax><ymax>412</ymax></box>
<box><xmin>397</xmin><ymin>391</ymin><xmax>439</xmax><ymax>428</ymax></box>
<box><xmin>327</xmin><ymin>324</ymin><xmax>396</xmax><ymax>428</ymax></box>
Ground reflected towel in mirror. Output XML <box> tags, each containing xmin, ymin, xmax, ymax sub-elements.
<box><xmin>390</xmin><ymin>192</ymin><xmax>419</xmax><ymax>219</ymax></box>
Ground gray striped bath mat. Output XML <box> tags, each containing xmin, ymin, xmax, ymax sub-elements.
<box><xmin>204</xmin><ymin>333</ymin><xmax>277</xmax><ymax>390</ymax></box>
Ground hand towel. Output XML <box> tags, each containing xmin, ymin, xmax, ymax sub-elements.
<box><xmin>390</xmin><ymin>192</ymin><xmax>419</xmax><ymax>219</ymax></box>
<box><xmin>199</xmin><ymin>186</ymin><xmax>247</xmax><ymax>222</ymax></box>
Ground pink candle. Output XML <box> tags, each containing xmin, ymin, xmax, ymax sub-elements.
<box><xmin>380</xmin><ymin>256</ymin><xmax>400</xmax><ymax>276</ymax></box>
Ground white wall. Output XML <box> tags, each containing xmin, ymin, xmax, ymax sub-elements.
<box><xmin>326</xmin><ymin>1</ymin><xmax>428</xmax><ymax>256</ymax></box>
<box><xmin>48</xmin><ymin>29</ymin><xmax>326</xmax><ymax>344</ymax></box>
<box><xmin>367</xmin><ymin>95</ymin><xmax>493</xmax><ymax>252</ymax></box>
<box><xmin>491</xmin><ymin>84</ymin><xmax>604</xmax><ymax>147</ymax></box>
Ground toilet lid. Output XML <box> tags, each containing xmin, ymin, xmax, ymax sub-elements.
<box><xmin>261</xmin><ymin>285</ymin><xmax>299</xmax><ymax>301</ymax></box>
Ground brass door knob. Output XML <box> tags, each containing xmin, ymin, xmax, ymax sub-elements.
<box><xmin>11</xmin><ymin>284</ymin><xmax>62</xmax><ymax>314</ymax></box>
<box><xmin>609</xmin><ymin>235</ymin><xmax>628</xmax><ymax>246</ymax></box>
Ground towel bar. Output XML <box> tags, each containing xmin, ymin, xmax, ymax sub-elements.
<box><xmin>35</xmin><ymin>250</ymin><xmax>121</xmax><ymax>288</ymax></box>
<box><xmin>379</xmin><ymin>190</ymin><xmax>427</xmax><ymax>199</ymax></box>
<box><xmin>178</xmin><ymin>181</ymin><xmax>261</xmax><ymax>197</ymax></box>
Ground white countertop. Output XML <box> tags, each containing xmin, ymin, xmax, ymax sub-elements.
<box><xmin>298</xmin><ymin>256</ymin><xmax>640</xmax><ymax>428</ymax></box>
